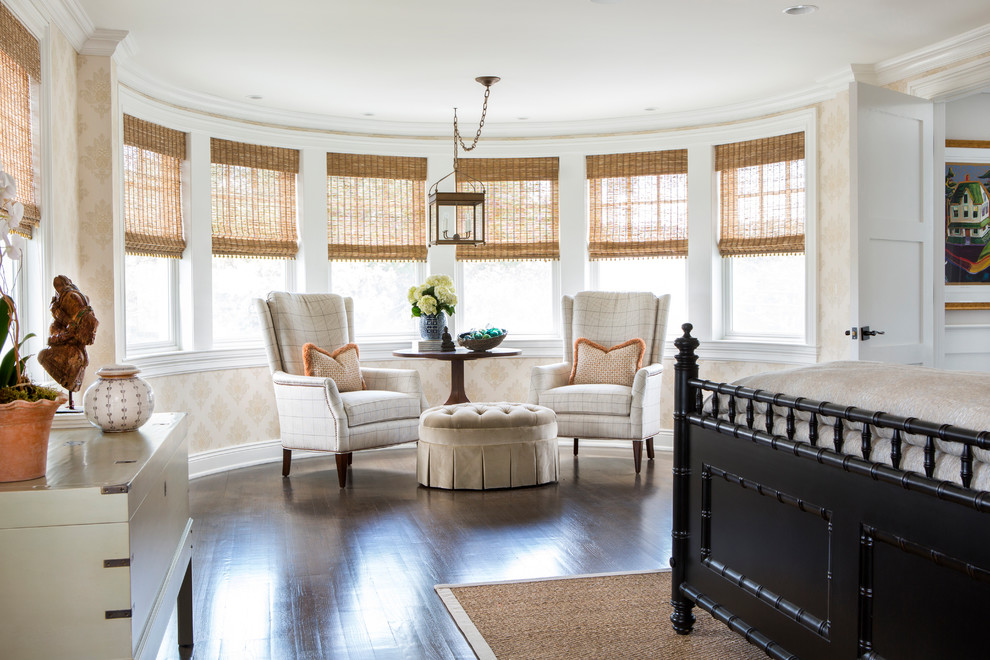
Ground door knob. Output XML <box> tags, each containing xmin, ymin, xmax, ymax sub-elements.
<box><xmin>860</xmin><ymin>326</ymin><xmax>885</xmax><ymax>340</ymax></box>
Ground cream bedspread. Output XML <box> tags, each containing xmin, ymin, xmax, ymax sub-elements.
<box><xmin>705</xmin><ymin>361</ymin><xmax>990</xmax><ymax>492</ymax></box>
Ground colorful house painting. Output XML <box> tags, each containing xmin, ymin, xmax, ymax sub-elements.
<box><xmin>947</xmin><ymin>174</ymin><xmax>990</xmax><ymax>246</ymax></box>
<box><xmin>945</xmin><ymin>162</ymin><xmax>990</xmax><ymax>284</ymax></box>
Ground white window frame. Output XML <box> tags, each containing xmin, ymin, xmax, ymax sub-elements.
<box><xmin>123</xmin><ymin>255</ymin><xmax>181</xmax><ymax>356</ymax></box>
<box><xmin>328</xmin><ymin>259</ymin><xmax>427</xmax><ymax>341</ymax></box>
<box><xmin>454</xmin><ymin>258</ymin><xmax>562</xmax><ymax>342</ymax></box>
<box><xmin>697</xmin><ymin>111</ymin><xmax>818</xmax><ymax>360</ymax></box>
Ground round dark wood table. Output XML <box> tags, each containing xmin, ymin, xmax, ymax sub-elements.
<box><xmin>392</xmin><ymin>347</ymin><xmax>521</xmax><ymax>405</ymax></box>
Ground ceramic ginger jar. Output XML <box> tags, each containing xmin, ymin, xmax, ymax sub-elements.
<box><xmin>83</xmin><ymin>364</ymin><xmax>155</xmax><ymax>432</ymax></box>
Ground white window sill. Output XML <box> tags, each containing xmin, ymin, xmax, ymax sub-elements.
<box><xmin>691</xmin><ymin>339</ymin><xmax>817</xmax><ymax>364</ymax></box>
<box><xmin>128</xmin><ymin>335</ymin><xmax>564</xmax><ymax>378</ymax></box>
<box><xmin>128</xmin><ymin>336</ymin><xmax>815</xmax><ymax>379</ymax></box>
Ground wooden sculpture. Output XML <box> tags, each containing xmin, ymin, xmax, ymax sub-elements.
<box><xmin>37</xmin><ymin>275</ymin><xmax>98</xmax><ymax>401</ymax></box>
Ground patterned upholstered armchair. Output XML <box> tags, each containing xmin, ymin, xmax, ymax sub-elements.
<box><xmin>528</xmin><ymin>291</ymin><xmax>670</xmax><ymax>473</ymax></box>
<box><xmin>256</xmin><ymin>292</ymin><xmax>427</xmax><ymax>487</ymax></box>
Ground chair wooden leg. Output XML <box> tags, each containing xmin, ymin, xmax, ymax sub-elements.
<box><xmin>646</xmin><ymin>437</ymin><xmax>655</xmax><ymax>460</ymax></box>
<box><xmin>573</xmin><ymin>438</ymin><xmax>579</xmax><ymax>456</ymax></box>
<box><xmin>282</xmin><ymin>449</ymin><xmax>292</xmax><ymax>477</ymax></box>
<box><xmin>335</xmin><ymin>453</ymin><xmax>351</xmax><ymax>488</ymax></box>
<box><xmin>632</xmin><ymin>440</ymin><xmax>643</xmax><ymax>474</ymax></box>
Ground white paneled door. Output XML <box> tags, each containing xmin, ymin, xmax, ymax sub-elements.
<box><xmin>850</xmin><ymin>82</ymin><xmax>934</xmax><ymax>365</ymax></box>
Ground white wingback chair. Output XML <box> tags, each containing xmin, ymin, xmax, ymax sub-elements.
<box><xmin>256</xmin><ymin>292</ymin><xmax>427</xmax><ymax>487</ymax></box>
<box><xmin>528</xmin><ymin>291</ymin><xmax>670</xmax><ymax>473</ymax></box>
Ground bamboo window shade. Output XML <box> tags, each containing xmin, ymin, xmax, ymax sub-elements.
<box><xmin>715</xmin><ymin>132</ymin><xmax>805</xmax><ymax>257</ymax></box>
<box><xmin>587</xmin><ymin>149</ymin><xmax>688</xmax><ymax>260</ymax></box>
<box><xmin>123</xmin><ymin>115</ymin><xmax>187</xmax><ymax>258</ymax></box>
<box><xmin>211</xmin><ymin>138</ymin><xmax>299</xmax><ymax>259</ymax></box>
<box><xmin>326</xmin><ymin>153</ymin><xmax>427</xmax><ymax>262</ymax></box>
<box><xmin>455</xmin><ymin>157</ymin><xmax>559</xmax><ymax>261</ymax></box>
<box><xmin>0</xmin><ymin>3</ymin><xmax>40</xmax><ymax>238</ymax></box>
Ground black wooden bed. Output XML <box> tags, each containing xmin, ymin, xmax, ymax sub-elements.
<box><xmin>669</xmin><ymin>324</ymin><xmax>990</xmax><ymax>659</ymax></box>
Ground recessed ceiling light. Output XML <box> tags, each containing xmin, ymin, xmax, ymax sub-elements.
<box><xmin>644</xmin><ymin>107</ymin><xmax>657</xmax><ymax>112</ymax></box>
<box><xmin>517</xmin><ymin>117</ymin><xmax>529</xmax><ymax>121</ymax></box>
<box><xmin>783</xmin><ymin>4</ymin><xmax>818</xmax><ymax>15</ymax></box>
<box><xmin>246</xmin><ymin>94</ymin><xmax>263</xmax><ymax>100</ymax></box>
<box><xmin>363</xmin><ymin>112</ymin><xmax>375</xmax><ymax>117</ymax></box>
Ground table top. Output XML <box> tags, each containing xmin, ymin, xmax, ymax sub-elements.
<box><xmin>393</xmin><ymin>347</ymin><xmax>521</xmax><ymax>361</ymax></box>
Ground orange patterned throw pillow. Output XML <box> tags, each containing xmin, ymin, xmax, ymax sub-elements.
<box><xmin>569</xmin><ymin>338</ymin><xmax>646</xmax><ymax>387</ymax></box>
<box><xmin>302</xmin><ymin>343</ymin><xmax>366</xmax><ymax>392</ymax></box>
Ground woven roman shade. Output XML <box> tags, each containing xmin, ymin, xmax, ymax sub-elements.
<box><xmin>123</xmin><ymin>115</ymin><xmax>186</xmax><ymax>258</ymax></box>
<box><xmin>455</xmin><ymin>157</ymin><xmax>559</xmax><ymax>261</ymax></box>
<box><xmin>0</xmin><ymin>3</ymin><xmax>40</xmax><ymax>237</ymax></box>
<box><xmin>715</xmin><ymin>132</ymin><xmax>805</xmax><ymax>257</ymax></box>
<box><xmin>327</xmin><ymin>153</ymin><xmax>427</xmax><ymax>262</ymax></box>
<box><xmin>211</xmin><ymin>138</ymin><xmax>299</xmax><ymax>258</ymax></box>
<box><xmin>587</xmin><ymin>149</ymin><xmax>688</xmax><ymax>260</ymax></box>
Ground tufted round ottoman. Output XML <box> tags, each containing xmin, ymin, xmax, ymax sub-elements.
<box><xmin>417</xmin><ymin>402</ymin><xmax>559</xmax><ymax>490</ymax></box>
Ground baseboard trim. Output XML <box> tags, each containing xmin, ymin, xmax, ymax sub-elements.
<box><xmin>188</xmin><ymin>431</ymin><xmax>674</xmax><ymax>480</ymax></box>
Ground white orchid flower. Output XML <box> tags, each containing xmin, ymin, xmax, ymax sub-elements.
<box><xmin>4</xmin><ymin>243</ymin><xmax>21</xmax><ymax>261</ymax></box>
<box><xmin>0</xmin><ymin>219</ymin><xmax>8</xmax><ymax>237</ymax></box>
<box><xmin>7</xmin><ymin>201</ymin><xmax>22</xmax><ymax>229</ymax></box>
<box><xmin>0</xmin><ymin>172</ymin><xmax>15</xmax><ymax>202</ymax></box>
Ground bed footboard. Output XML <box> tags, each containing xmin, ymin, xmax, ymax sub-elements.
<box><xmin>670</xmin><ymin>324</ymin><xmax>990</xmax><ymax>659</ymax></box>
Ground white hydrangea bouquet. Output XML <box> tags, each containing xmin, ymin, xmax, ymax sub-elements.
<box><xmin>408</xmin><ymin>274</ymin><xmax>457</xmax><ymax>318</ymax></box>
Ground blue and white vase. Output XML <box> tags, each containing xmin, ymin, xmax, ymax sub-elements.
<box><xmin>419</xmin><ymin>312</ymin><xmax>445</xmax><ymax>340</ymax></box>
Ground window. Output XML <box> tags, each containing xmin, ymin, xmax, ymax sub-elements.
<box><xmin>716</xmin><ymin>132</ymin><xmax>806</xmax><ymax>339</ymax></box>
<box><xmin>122</xmin><ymin>116</ymin><xmax>186</xmax><ymax>351</ymax></box>
<box><xmin>456</xmin><ymin>157</ymin><xmax>559</xmax><ymax>336</ymax></box>
<box><xmin>326</xmin><ymin>153</ymin><xmax>427</xmax><ymax>338</ymax></box>
<box><xmin>587</xmin><ymin>149</ymin><xmax>688</xmax><ymax>338</ymax></box>
<box><xmin>0</xmin><ymin>5</ymin><xmax>40</xmax><ymax>238</ymax></box>
<box><xmin>595</xmin><ymin>258</ymin><xmax>687</xmax><ymax>337</ymax></box>
<box><xmin>210</xmin><ymin>138</ymin><xmax>298</xmax><ymax>344</ymax></box>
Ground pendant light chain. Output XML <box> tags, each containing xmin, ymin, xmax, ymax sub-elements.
<box><xmin>452</xmin><ymin>82</ymin><xmax>494</xmax><ymax>170</ymax></box>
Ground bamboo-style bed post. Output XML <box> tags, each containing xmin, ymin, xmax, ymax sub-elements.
<box><xmin>671</xmin><ymin>323</ymin><xmax>699</xmax><ymax>634</ymax></box>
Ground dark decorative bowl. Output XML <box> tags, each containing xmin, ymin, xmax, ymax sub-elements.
<box><xmin>457</xmin><ymin>330</ymin><xmax>507</xmax><ymax>352</ymax></box>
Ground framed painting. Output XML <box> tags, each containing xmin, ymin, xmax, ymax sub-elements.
<box><xmin>945</xmin><ymin>158</ymin><xmax>990</xmax><ymax>285</ymax></box>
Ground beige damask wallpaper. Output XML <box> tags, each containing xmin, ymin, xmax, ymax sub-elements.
<box><xmin>816</xmin><ymin>91</ymin><xmax>852</xmax><ymax>363</ymax></box>
<box><xmin>145</xmin><ymin>354</ymin><xmax>794</xmax><ymax>456</ymax></box>
<box><xmin>72</xmin><ymin>54</ymin><xmax>118</xmax><ymax>394</ymax></box>
<box><xmin>48</xmin><ymin>28</ymin><xmax>79</xmax><ymax>280</ymax></box>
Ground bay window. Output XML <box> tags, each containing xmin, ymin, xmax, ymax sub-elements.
<box><xmin>210</xmin><ymin>138</ymin><xmax>298</xmax><ymax>345</ymax></box>
<box><xmin>587</xmin><ymin>149</ymin><xmax>688</xmax><ymax>338</ymax></box>
<box><xmin>326</xmin><ymin>153</ymin><xmax>427</xmax><ymax>338</ymax></box>
<box><xmin>122</xmin><ymin>115</ymin><xmax>186</xmax><ymax>351</ymax></box>
<box><xmin>716</xmin><ymin>132</ymin><xmax>806</xmax><ymax>341</ymax></box>
<box><xmin>456</xmin><ymin>157</ymin><xmax>559</xmax><ymax>336</ymax></box>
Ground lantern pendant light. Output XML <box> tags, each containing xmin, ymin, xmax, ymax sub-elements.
<box><xmin>428</xmin><ymin>76</ymin><xmax>499</xmax><ymax>247</ymax></box>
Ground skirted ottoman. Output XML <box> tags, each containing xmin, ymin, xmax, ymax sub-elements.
<box><xmin>417</xmin><ymin>402</ymin><xmax>559</xmax><ymax>490</ymax></box>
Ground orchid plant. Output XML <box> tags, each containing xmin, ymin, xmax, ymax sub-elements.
<box><xmin>408</xmin><ymin>273</ymin><xmax>457</xmax><ymax>318</ymax></box>
<box><xmin>0</xmin><ymin>159</ymin><xmax>55</xmax><ymax>402</ymax></box>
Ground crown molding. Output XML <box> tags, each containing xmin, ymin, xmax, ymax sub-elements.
<box><xmin>906</xmin><ymin>56</ymin><xmax>990</xmax><ymax>102</ymax></box>
<box><xmin>31</xmin><ymin>0</ymin><xmax>92</xmax><ymax>50</ymax></box>
<box><xmin>873</xmin><ymin>22</ymin><xmax>990</xmax><ymax>87</ymax></box>
<box><xmin>117</xmin><ymin>60</ymin><xmax>842</xmax><ymax>140</ymax></box>
<box><xmin>80</xmin><ymin>27</ymin><xmax>133</xmax><ymax>59</ymax></box>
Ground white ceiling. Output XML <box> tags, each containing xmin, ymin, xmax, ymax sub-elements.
<box><xmin>74</xmin><ymin>0</ymin><xmax>990</xmax><ymax>135</ymax></box>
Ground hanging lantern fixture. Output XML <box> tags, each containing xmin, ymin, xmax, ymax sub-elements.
<box><xmin>429</xmin><ymin>76</ymin><xmax>499</xmax><ymax>246</ymax></box>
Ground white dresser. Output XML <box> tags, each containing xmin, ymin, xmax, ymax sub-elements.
<box><xmin>0</xmin><ymin>413</ymin><xmax>193</xmax><ymax>659</ymax></box>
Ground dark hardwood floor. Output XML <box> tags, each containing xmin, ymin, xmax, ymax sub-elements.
<box><xmin>157</xmin><ymin>443</ymin><xmax>674</xmax><ymax>659</ymax></box>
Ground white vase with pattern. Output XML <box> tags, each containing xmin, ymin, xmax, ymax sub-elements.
<box><xmin>83</xmin><ymin>364</ymin><xmax>155</xmax><ymax>432</ymax></box>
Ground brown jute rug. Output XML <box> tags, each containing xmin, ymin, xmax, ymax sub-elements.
<box><xmin>436</xmin><ymin>570</ymin><xmax>765</xmax><ymax>659</ymax></box>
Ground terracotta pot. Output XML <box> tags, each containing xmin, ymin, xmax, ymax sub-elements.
<box><xmin>0</xmin><ymin>394</ymin><xmax>68</xmax><ymax>483</ymax></box>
